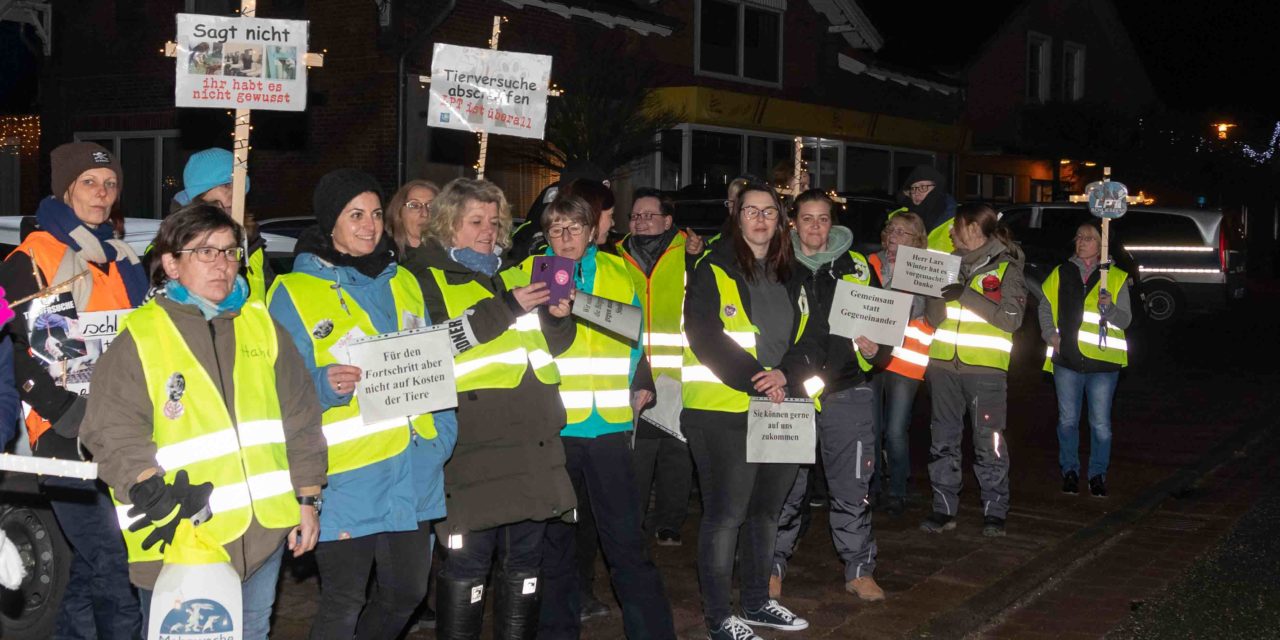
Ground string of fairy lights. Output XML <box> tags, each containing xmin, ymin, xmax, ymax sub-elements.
<box><xmin>0</xmin><ymin>115</ymin><xmax>41</xmax><ymax>157</ymax></box>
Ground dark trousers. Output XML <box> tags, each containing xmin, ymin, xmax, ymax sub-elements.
<box><xmin>40</xmin><ymin>476</ymin><xmax>141</xmax><ymax>640</ymax></box>
<box><xmin>440</xmin><ymin>520</ymin><xmax>546</xmax><ymax>582</ymax></box>
<box><xmin>574</xmin><ymin>468</ymin><xmax>600</xmax><ymax>599</ymax></box>
<box><xmin>684</xmin><ymin>409</ymin><xmax>798</xmax><ymax>629</ymax></box>
<box><xmin>540</xmin><ymin>433</ymin><xmax>676</xmax><ymax>640</ymax></box>
<box><xmin>631</xmin><ymin>435</ymin><xmax>694</xmax><ymax>534</ymax></box>
<box><xmin>872</xmin><ymin>371</ymin><xmax>923</xmax><ymax>499</ymax></box>
<box><xmin>927</xmin><ymin>367</ymin><xmax>1011</xmax><ymax>519</ymax></box>
<box><xmin>310</xmin><ymin>522</ymin><xmax>433</xmax><ymax>640</ymax></box>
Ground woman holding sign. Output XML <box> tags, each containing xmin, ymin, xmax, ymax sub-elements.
<box><xmin>403</xmin><ymin>177</ymin><xmax>577</xmax><ymax>640</ymax></box>
<box><xmin>1039</xmin><ymin>221</ymin><xmax>1133</xmax><ymax>498</ymax></box>
<box><xmin>268</xmin><ymin>169</ymin><xmax>458</xmax><ymax>640</ymax></box>
<box><xmin>682</xmin><ymin>181</ymin><xmax>811</xmax><ymax>640</ymax></box>
<box><xmin>921</xmin><ymin>203</ymin><xmax>1026</xmax><ymax>538</ymax></box>
<box><xmin>81</xmin><ymin>203</ymin><xmax>328</xmax><ymax>639</ymax></box>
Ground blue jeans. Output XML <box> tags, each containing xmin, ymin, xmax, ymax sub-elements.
<box><xmin>1054</xmin><ymin>365</ymin><xmax>1119</xmax><ymax>480</ymax></box>
<box><xmin>141</xmin><ymin>542</ymin><xmax>284</xmax><ymax>640</ymax></box>
<box><xmin>873</xmin><ymin>372</ymin><xmax>921</xmax><ymax>499</ymax></box>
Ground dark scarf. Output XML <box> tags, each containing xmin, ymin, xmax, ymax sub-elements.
<box><xmin>35</xmin><ymin>196</ymin><xmax>149</xmax><ymax>306</ymax></box>
<box><xmin>625</xmin><ymin>227</ymin><xmax>678</xmax><ymax>276</ymax></box>
<box><xmin>296</xmin><ymin>225</ymin><xmax>397</xmax><ymax>279</ymax></box>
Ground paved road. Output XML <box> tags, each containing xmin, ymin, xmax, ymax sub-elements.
<box><xmin>268</xmin><ymin>282</ymin><xmax>1274</xmax><ymax>639</ymax></box>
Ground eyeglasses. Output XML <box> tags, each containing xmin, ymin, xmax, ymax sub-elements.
<box><xmin>175</xmin><ymin>246</ymin><xmax>244</xmax><ymax>263</ymax></box>
<box><xmin>886</xmin><ymin>227</ymin><xmax>916</xmax><ymax>239</ymax></box>
<box><xmin>404</xmin><ymin>201</ymin><xmax>431</xmax><ymax>211</ymax></box>
<box><xmin>547</xmin><ymin>224</ymin><xmax>586</xmax><ymax>239</ymax></box>
<box><xmin>630</xmin><ymin>212</ymin><xmax>665</xmax><ymax>221</ymax></box>
<box><xmin>908</xmin><ymin>183</ymin><xmax>936</xmax><ymax>194</ymax></box>
<box><xmin>741</xmin><ymin>206</ymin><xmax>780</xmax><ymax>220</ymax></box>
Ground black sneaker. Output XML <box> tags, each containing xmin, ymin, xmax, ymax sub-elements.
<box><xmin>884</xmin><ymin>495</ymin><xmax>906</xmax><ymax>516</ymax></box>
<box><xmin>579</xmin><ymin>594</ymin><xmax>610</xmax><ymax>621</ymax></box>
<box><xmin>1062</xmin><ymin>470</ymin><xmax>1079</xmax><ymax>494</ymax></box>
<box><xmin>741</xmin><ymin>599</ymin><xmax>809</xmax><ymax>631</ymax></box>
<box><xmin>655</xmin><ymin>528</ymin><xmax>683</xmax><ymax>546</ymax></box>
<box><xmin>982</xmin><ymin>516</ymin><xmax>1006</xmax><ymax>537</ymax></box>
<box><xmin>919</xmin><ymin>511</ymin><xmax>956</xmax><ymax>533</ymax></box>
<box><xmin>708</xmin><ymin>616</ymin><xmax>763</xmax><ymax>640</ymax></box>
<box><xmin>1089</xmin><ymin>475</ymin><xmax>1108</xmax><ymax>498</ymax></box>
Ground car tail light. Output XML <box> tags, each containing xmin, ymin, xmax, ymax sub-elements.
<box><xmin>1218</xmin><ymin>227</ymin><xmax>1229</xmax><ymax>272</ymax></box>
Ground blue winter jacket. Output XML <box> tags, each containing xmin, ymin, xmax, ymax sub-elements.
<box><xmin>0</xmin><ymin>336</ymin><xmax>19</xmax><ymax>448</ymax></box>
<box><xmin>268</xmin><ymin>252</ymin><xmax>458</xmax><ymax>542</ymax></box>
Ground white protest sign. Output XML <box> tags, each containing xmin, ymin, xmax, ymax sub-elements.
<box><xmin>891</xmin><ymin>245</ymin><xmax>961</xmax><ymax>298</ymax></box>
<box><xmin>639</xmin><ymin>374</ymin><xmax>684</xmax><ymax>442</ymax></box>
<box><xmin>347</xmin><ymin>326</ymin><xmax>457</xmax><ymax>425</ymax></box>
<box><xmin>427</xmin><ymin>43</ymin><xmax>552</xmax><ymax>140</ymax></box>
<box><xmin>746</xmin><ymin>398</ymin><xmax>816</xmax><ymax>464</ymax></box>
<box><xmin>175</xmin><ymin>13</ymin><xmax>308</xmax><ymax>111</ymax></box>
<box><xmin>828</xmin><ymin>280</ymin><xmax>911</xmax><ymax>347</ymax></box>
<box><xmin>571</xmin><ymin>291</ymin><xmax>642</xmax><ymax>342</ymax></box>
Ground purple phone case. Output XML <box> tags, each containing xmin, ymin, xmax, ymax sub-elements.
<box><xmin>532</xmin><ymin>255</ymin><xmax>576</xmax><ymax>303</ymax></box>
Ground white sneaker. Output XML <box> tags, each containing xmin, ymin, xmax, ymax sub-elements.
<box><xmin>708</xmin><ymin>615</ymin><xmax>764</xmax><ymax>640</ymax></box>
<box><xmin>741</xmin><ymin>599</ymin><xmax>810</xmax><ymax>631</ymax></box>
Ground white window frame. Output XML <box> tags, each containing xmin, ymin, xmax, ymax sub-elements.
<box><xmin>990</xmin><ymin>174</ymin><xmax>1014</xmax><ymax>201</ymax></box>
<box><xmin>73</xmin><ymin>130</ymin><xmax>180</xmax><ymax>218</ymax></box>
<box><xmin>1063</xmin><ymin>41</ymin><xmax>1086</xmax><ymax>102</ymax></box>
<box><xmin>694</xmin><ymin>0</ymin><xmax>784</xmax><ymax>89</ymax></box>
<box><xmin>1027</xmin><ymin>31</ymin><xmax>1052</xmax><ymax>103</ymax></box>
<box><xmin>963</xmin><ymin>172</ymin><xmax>982</xmax><ymax>199</ymax></box>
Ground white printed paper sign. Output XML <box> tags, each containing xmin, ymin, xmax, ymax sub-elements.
<box><xmin>746</xmin><ymin>398</ymin><xmax>816</xmax><ymax>464</ymax></box>
<box><xmin>639</xmin><ymin>374</ymin><xmax>684</xmax><ymax>441</ymax></box>
<box><xmin>427</xmin><ymin>43</ymin><xmax>553</xmax><ymax>140</ymax></box>
<box><xmin>891</xmin><ymin>245</ymin><xmax>961</xmax><ymax>298</ymax></box>
<box><xmin>347</xmin><ymin>326</ymin><xmax>457</xmax><ymax>424</ymax></box>
<box><xmin>572</xmin><ymin>291</ymin><xmax>642</xmax><ymax>342</ymax></box>
<box><xmin>175</xmin><ymin>13</ymin><xmax>308</xmax><ymax>111</ymax></box>
<box><xmin>827</xmin><ymin>280</ymin><xmax>911</xmax><ymax>347</ymax></box>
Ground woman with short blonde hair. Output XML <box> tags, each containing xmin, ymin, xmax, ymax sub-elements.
<box><xmin>424</xmin><ymin>177</ymin><xmax>513</xmax><ymax>252</ymax></box>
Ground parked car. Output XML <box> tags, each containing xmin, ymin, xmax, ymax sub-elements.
<box><xmin>257</xmin><ymin>215</ymin><xmax>314</xmax><ymax>239</ymax></box>
<box><xmin>0</xmin><ymin>216</ymin><xmax>297</xmax><ymax>638</ymax></box>
<box><xmin>998</xmin><ymin>203</ymin><xmax>1246</xmax><ymax>322</ymax></box>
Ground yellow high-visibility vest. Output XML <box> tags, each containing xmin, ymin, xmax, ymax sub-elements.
<box><xmin>1041</xmin><ymin>265</ymin><xmax>1129</xmax><ymax>372</ymax></box>
<box><xmin>929</xmin><ymin>262</ymin><xmax>1014</xmax><ymax>371</ymax></box>
<box><xmin>617</xmin><ymin>232</ymin><xmax>688</xmax><ymax>382</ymax></box>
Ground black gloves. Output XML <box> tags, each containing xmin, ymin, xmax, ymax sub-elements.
<box><xmin>939</xmin><ymin>283</ymin><xmax>966</xmax><ymax>302</ymax></box>
<box><xmin>126</xmin><ymin>470</ymin><xmax>214</xmax><ymax>551</ymax></box>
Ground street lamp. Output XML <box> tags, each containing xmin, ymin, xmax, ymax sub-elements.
<box><xmin>1213</xmin><ymin>122</ymin><xmax>1236</xmax><ymax>140</ymax></box>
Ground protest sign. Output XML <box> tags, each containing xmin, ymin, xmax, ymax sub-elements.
<box><xmin>427</xmin><ymin>42</ymin><xmax>552</xmax><ymax>140</ymax></box>
<box><xmin>746</xmin><ymin>398</ymin><xmax>816</xmax><ymax>464</ymax></box>
<box><xmin>639</xmin><ymin>374</ymin><xmax>684</xmax><ymax>442</ymax></box>
<box><xmin>175</xmin><ymin>13</ymin><xmax>308</xmax><ymax>111</ymax></box>
<box><xmin>572</xmin><ymin>291</ymin><xmax>642</xmax><ymax>342</ymax></box>
<box><xmin>891</xmin><ymin>245</ymin><xmax>961</xmax><ymax>298</ymax></box>
<box><xmin>347</xmin><ymin>326</ymin><xmax>457</xmax><ymax>424</ymax></box>
<box><xmin>827</xmin><ymin>280</ymin><xmax>911</xmax><ymax>347</ymax></box>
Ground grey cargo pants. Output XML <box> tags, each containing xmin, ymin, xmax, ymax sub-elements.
<box><xmin>773</xmin><ymin>384</ymin><xmax>878</xmax><ymax>581</ymax></box>
<box><xmin>926</xmin><ymin>366</ymin><xmax>1011</xmax><ymax>519</ymax></box>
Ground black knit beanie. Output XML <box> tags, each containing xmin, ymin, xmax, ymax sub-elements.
<box><xmin>313</xmin><ymin>168</ymin><xmax>383</xmax><ymax>233</ymax></box>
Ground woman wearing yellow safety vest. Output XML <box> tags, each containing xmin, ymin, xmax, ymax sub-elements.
<box><xmin>402</xmin><ymin>177</ymin><xmax>577</xmax><ymax>640</ymax></box>
<box><xmin>81</xmin><ymin>203</ymin><xmax>328</xmax><ymax>639</ymax></box>
<box><xmin>921</xmin><ymin>204</ymin><xmax>1026</xmax><ymax>538</ymax></box>
<box><xmin>683</xmin><ymin>181</ymin><xmax>812</xmax><ymax>640</ymax></box>
<box><xmin>1039</xmin><ymin>221</ymin><xmax>1132</xmax><ymax>498</ymax></box>
<box><xmin>267</xmin><ymin>169</ymin><xmax>458</xmax><ymax>639</ymax></box>
<box><xmin>514</xmin><ymin>195</ymin><xmax>675</xmax><ymax>639</ymax></box>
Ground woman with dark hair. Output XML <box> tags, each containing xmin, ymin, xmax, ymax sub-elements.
<box><xmin>921</xmin><ymin>203</ymin><xmax>1026</xmax><ymax>538</ymax></box>
<box><xmin>682</xmin><ymin>181</ymin><xmax>812</xmax><ymax>639</ymax></box>
<box><xmin>268</xmin><ymin>169</ymin><xmax>457</xmax><ymax>639</ymax></box>
<box><xmin>559</xmin><ymin>178</ymin><xmax>616</xmax><ymax>248</ymax></box>
<box><xmin>0</xmin><ymin>141</ymin><xmax>148</xmax><ymax>638</ymax></box>
<box><xmin>81</xmin><ymin>203</ymin><xmax>327</xmax><ymax>639</ymax></box>
<box><xmin>385</xmin><ymin>179</ymin><xmax>439</xmax><ymax>254</ymax></box>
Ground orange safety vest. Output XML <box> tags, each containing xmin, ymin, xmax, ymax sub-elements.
<box><xmin>9</xmin><ymin>232</ymin><xmax>134</xmax><ymax>445</ymax></box>
<box><xmin>868</xmin><ymin>253</ymin><xmax>934</xmax><ymax>381</ymax></box>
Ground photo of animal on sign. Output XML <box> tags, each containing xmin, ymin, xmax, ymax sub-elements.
<box><xmin>346</xmin><ymin>326</ymin><xmax>457</xmax><ymax>424</ymax></box>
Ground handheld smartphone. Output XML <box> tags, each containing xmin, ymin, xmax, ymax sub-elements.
<box><xmin>531</xmin><ymin>255</ymin><xmax>576</xmax><ymax>304</ymax></box>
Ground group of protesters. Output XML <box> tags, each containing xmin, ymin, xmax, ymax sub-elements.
<box><xmin>0</xmin><ymin>141</ymin><xmax>1132</xmax><ymax>640</ymax></box>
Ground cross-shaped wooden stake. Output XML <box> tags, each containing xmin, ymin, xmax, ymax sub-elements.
<box><xmin>163</xmin><ymin>0</ymin><xmax>324</xmax><ymax>225</ymax></box>
<box><xmin>418</xmin><ymin>16</ymin><xmax>562</xmax><ymax>180</ymax></box>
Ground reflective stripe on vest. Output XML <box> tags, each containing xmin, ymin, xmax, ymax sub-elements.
<box><xmin>928</xmin><ymin>262</ymin><xmax>1013</xmax><ymax>371</ymax></box>
<box><xmin>112</xmin><ymin>300</ymin><xmax>299</xmax><ymax>563</ymax></box>
<box><xmin>1041</xmin><ymin>265</ymin><xmax>1129</xmax><ymax>372</ymax></box>
<box><xmin>429</xmin><ymin>267</ymin><xmax>560</xmax><ymax>390</ymax></box>
<box><xmin>267</xmin><ymin>268</ymin><xmax>436</xmax><ymax>475</ymax></box>
<box><xmin>246</xmin><ymin>246</ymin><xmax>266</xmax><ymax>304</ymax></box>
<box><xmin>618</xmin><ymin>232</ymin><xmax>688</xmax><ymax>382</ymax></box>
<box><xmin>682</xmin><ymin>262</ymin><xmax>806</xmax><ymax>413</ymax></box>
<box><xmin>868</xmin><ymin>253</ymin><xmax>934</xmax><ymax>380</ymax></box>
<box><xmin>518</xmin><ymin>252</ymin><xmax>638</xmax><ymax>425</ymax></box>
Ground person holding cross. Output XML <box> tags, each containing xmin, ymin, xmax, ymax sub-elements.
<box><xmin>1039</xmin><ymin>220</ymin><xmax>1133</xmax><ymax>498</ymax></box>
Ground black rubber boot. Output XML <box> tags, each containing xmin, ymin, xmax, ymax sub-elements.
<box><xmin>493</xmin><ymin>570</ymin><xmax>541</xmax><ymax>640</ymax></box>
<box><xmin>436</xmin><ymin>574</ymin><xmax>487</xmax><ymax>640</ymax></box>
